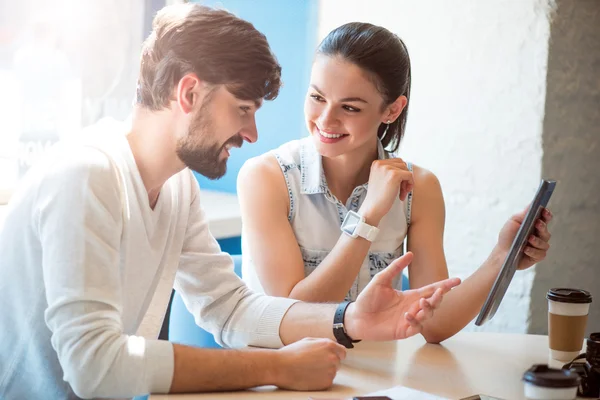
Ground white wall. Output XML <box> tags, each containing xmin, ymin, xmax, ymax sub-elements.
<box><xmin>318</xmin><ymin>0</ymin><xmax>553</xmax><ymax>332</ymax></box>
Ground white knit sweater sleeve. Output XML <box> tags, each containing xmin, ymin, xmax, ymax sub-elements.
<box><xmin>174</xmin><ymin>172</ymin><xmax>298</xmax><ymax>349</ymax></box>
<box><xmin>37</xmin><ymin>148</ymin><xmax>174</xmax><ymax>399</ymax></box>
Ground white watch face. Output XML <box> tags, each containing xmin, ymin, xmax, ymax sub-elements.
<box><xmin>342</xmin><ymin>211</ymin><xmax>362</xmax><ymax>236</ymax></box>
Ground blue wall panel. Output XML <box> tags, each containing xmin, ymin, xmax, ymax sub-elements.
<box><xmin>193</xmin><ymin>0</ymin><xmax>318</xmax><ymax>194</ymax></box>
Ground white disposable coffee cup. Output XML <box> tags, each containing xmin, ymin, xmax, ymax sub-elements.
<box><xmin>547</xmin><ymin>288</ymin><xmax>592</xmax><ymax>361</ymax></box>
<box><xmin>522</xmin><ymin>364</ymin><xmax>580</xmax><ymax>400</ymax></box>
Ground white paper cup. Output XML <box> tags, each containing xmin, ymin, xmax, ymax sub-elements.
<box><xmin>547</xmin><ymin>288</ymin><xmax>592</xmax><ymax>362</ymax></box>
<box><xmin>524</xmin><ymin>383</ymin><xmax>578</xmax><ymax>400</ymax></box>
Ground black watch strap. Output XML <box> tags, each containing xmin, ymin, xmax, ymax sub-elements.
<box><xmin>333</xmin><ymin>301</ymin><xmax>361</xmax><ymax>349</ymax></box>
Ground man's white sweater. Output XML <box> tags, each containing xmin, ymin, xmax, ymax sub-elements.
<box><xmin>0</xmin><ymin>120</ymin><xmax>296</xmax><ymax>399</ymax></box>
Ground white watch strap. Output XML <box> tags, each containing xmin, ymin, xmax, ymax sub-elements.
<box><xmin>355</xmin><ymin>220</ymin><xmax>380</xmax><ymax>241</ymax></box>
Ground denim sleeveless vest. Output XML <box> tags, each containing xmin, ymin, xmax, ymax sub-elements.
<box><xmin>242</xmin><ymin>137</ymin><xmax>412</xmax><ymax>301</ymax></box>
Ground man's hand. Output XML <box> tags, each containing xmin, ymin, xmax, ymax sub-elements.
<box><xmin>496</xmin><ymin>206</ymin><xmax>552</xmax><ymax>270</ymax></box>
<box><xmin>271</xmin><ymin>338</ymin><xmax>347</xmax><ymax>391</ymax></box>
<box><xmin>344</xmin><ymin>252</ymin><xmax>461</xmax><ymax>341</ymax></box>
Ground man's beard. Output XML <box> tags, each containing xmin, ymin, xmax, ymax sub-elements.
<box><xmin>176</xmin><ymin>104</ymin><xmax>243</xmax><ymax>180</ymax></box>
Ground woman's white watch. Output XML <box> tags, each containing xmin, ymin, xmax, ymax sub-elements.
<box><xmin>340</xmin><ymin>210</ymin><xmax>380</xmax><ymax>242</ymax></box>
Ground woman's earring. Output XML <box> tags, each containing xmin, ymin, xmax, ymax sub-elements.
<box><xmin>380</xmin><ymin>120</ymin><xmax>392</xmax><ymax>141</ymax></box>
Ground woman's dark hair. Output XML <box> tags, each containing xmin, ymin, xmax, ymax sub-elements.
<box><xmin>317</xmin><ymin>22</ymin><xmax>411</xmax><ymax>152</ymax></box>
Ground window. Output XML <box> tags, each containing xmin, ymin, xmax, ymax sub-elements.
<box><xmin>0</xmin><ymin>0</ymin><xmax>175</xmax><ymax>204</ymax></box>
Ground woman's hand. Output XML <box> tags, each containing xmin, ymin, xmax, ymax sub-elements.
<box><xmin>496</xmin><ymin>206</ymin><xmax>553</xmax><ymax>270</ymax></box>
<box><xmin>359</xmin><ymin>158</ymin><xmax>414</xmax><ymax>225</ymax></box>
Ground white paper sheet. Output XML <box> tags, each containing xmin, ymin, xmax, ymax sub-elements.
<box><xmin>366</xmin><ymin>385</ymin><xmax>450</xmax><ymax>399</ymax></box>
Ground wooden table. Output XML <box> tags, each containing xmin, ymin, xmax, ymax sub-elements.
<box><xmin>151</xmin><ymin>332</ymin><xmax>571</xmax><ymax>400</ymax></box>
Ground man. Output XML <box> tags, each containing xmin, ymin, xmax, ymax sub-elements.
<box><xmin>0</xmin><ymin>4</ymin><xmax>465</xmax><ymax>399</ymax></box>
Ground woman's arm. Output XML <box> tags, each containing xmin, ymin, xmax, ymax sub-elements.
<box><xmin>407</xmin><ymin>165</ymin><xmax>551</xmax><ymax>344</ymax></box>
<box><xmin>238</xmin><ymin>154</ymin><xmax>379</xmax><ymax>302</ymax></box>
<box><xmin>407</xmin><ymin>166</ymin><xmax>503</xmax><ymax>343</ymax></box>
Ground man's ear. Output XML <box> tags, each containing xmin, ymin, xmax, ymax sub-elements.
<box><xmin>381</xmin><ymin>95</ymin><xmax>408</xmax><ymax>124</ymax></box>
<box><xmin>176</xmin><ymin>73</ymin><xmax>201</xmax><ymax>114</ymax></box>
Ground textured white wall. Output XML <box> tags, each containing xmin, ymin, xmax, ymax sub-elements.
<box><xmin>317</xmin><ymin>0</ymin><xmax>553</xmax><ymax>332</ymax></box>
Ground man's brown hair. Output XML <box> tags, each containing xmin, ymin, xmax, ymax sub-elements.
<box><xmin>137</xmin><ymin>4</ymin><xmax>282</xmax><ymax>110</ymax></box>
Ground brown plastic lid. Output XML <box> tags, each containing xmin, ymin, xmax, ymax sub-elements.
<box><xmin>522</xmin><ymin>364</ymin><xmax>580</xmax><ymax>388</ymax></box>
<box><xmin>546</xmin><ymin>288</ymin><xmax>592</xmax><ymax>304</ymax></box>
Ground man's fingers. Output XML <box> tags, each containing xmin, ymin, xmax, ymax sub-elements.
<box><xmin>374</xmin><ymin>252</ymin><xmax>413</xmax><ymax>286</ymax></box>
<box><xmin>404</xmin><ymin>287</ymin><xmax>448</xmax><ymax>329</ymax></box>
<box><xmin>331</xmin><ymin>360</ymin><xmax>341</xmax><ymax>372</ymax></box>
<box><xmin>405</xmin><ymin>313</ymin><xmax>423</xmax><ymax>336</ymax></box>
<box><xmin>405</xmin><ymin>312</ymin><xmax>421</xmax><ymax>327</ymax></box>
<box><xmin>404</xmin><ymin>288</ymin><xmax>441</xmax><ymax>320</ymax></box>
<box><xmin>405</xmin><ymin>295</ymin><xmax>424</xmax><ymax>317</ymax></box>
<box><xmin>328</xmin><ymin>341</ymin><xmax>347</xmax><ymax>361</ymax></box>
<box><xmin>438</xmin><ymin>277</ymin><xmax>461</xmax><ymax>291</ymax></box>
<box><xmin>416</xmin><ymin>277</ymin><xmax>461</xmax><ymax>298</ymax></box>
<box><xmin>414</xmin><ymin>298</ymin><xmax>434</xmax><ymax>323</ymax></box>
<box><xmin>425</xmin><ymin>288</ymin><xmax>444</xmax><ymax>310</ymax></box>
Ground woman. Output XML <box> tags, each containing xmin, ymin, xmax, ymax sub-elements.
<box><xmin>238</xmin><ymin>22</ymin><xmax>552</xmax><ymax>343</ymax></box>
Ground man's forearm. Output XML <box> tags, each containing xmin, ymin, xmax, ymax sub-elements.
<box><xmin>170</xmin><ymin>344</ymin><xmax>277</xmax><ymax>393</ymax></box>
<box><xmin>420</xmin><ymin>249</ymin><xmax>505</xmax><ymax>344</ymax></box>
<box><xmin>279</xmin><ymin>302</ymin><xmax>337</xmax><ymax>345</ymax></box>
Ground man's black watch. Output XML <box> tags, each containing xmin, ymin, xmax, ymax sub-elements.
<box><xmin>333</xmin><ymin>301</ymin><xmax>361</xmax><ymax>349</ymax></box>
